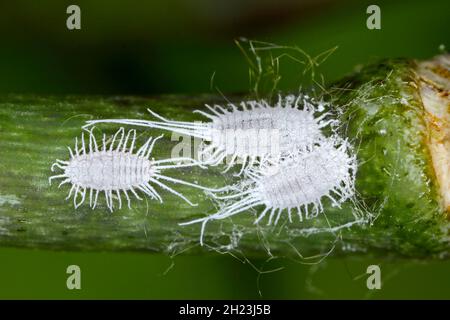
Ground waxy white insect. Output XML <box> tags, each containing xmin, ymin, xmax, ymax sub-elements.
<box><xmin>49</xmin><ymin>127</ymin><xmax>213</xmax><ymax>212</ymax></box>
<box><xmin>180</xmin><ymin>137</ymin><xmax>357</xmax><ymax>245</ymax></box>
<box><xmin>83</xmin><ymin>95</ymin><xmax>335</xmax><ymax>174</ymax></box>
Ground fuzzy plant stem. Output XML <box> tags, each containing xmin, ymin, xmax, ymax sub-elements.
<box><xmin>0</xmin><ymin>55</ymin><xmax>448</xmax><ymax>259</ymax></box>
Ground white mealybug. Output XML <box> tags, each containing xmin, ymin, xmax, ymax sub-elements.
<box><xmin>83</xmin><ymin>95</ymin><xmax>335</xmax><ymax>174</ymax></box>
<box><xmin>180</xmin><ymin>137</ymin><xmax>357</xmax><ymax>245</ymax></box>
<box><xmin>49</xmin><ymin>127</ymin><xmax>214</xmax><ymax>212</ymax></box>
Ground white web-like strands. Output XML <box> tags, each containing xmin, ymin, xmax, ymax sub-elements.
<box><xmin>180</xmin><ymin>137</ymin><xmax>357</xmax><ymax>245</ymax></box>
<box><xmin>83</xmin><ymin>95</ymin><xmax>335</xmax><ymax>174</ymax></box>
<box><xmin>49</xmin><ymin>127</ymin><xmax>221</xmax><ymax>212</ymax></box>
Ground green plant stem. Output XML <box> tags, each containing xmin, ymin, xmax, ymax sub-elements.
<box><xmin>0</xmin><ymin>56</ymin><xmax>448</xmax><ymax>259</ymax></box>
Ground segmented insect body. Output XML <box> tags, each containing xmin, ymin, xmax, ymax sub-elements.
<box><xmin>49</xmin><ymin>127</ymin><xmax>212</xmax><ymax>212</ymax></box>
<box><xmin>83</xmin><ymin>95</ymin><xmax>335</xmax><ymax>173</ymax></box>
<box><xmin>180</xmin><ymin>137</ymin><xmax>357</xmax><ymax>245</ymax></box>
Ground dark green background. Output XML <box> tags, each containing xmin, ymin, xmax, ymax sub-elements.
<box><xmin>0</xmin><ymin>0</ymin><xmax>449</xmax><ymax>299</ymax></box>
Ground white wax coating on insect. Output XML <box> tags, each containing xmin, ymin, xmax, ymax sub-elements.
<box><xmin>49</xmin><ymin>127</ymin><xmax>219</xmax><ymax>212</ymax></box>
<box><xmin>180</xmin><ymin>137</ymin><xmax>357</xmax><ymax>245</ymax></box>
<box><xmin>83</xmin><ymin>95</ymin><xmax>336</xmax><ymax>175</ymax></box>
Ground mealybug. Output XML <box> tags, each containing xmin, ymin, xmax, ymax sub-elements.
<box><xmin>49</xmin><ymin>127</ymin><xmax>214</xmax><ymax>212</ymax></box>
<box><xmin>83</xmin><ymin>95</ymin><xmax>335</xmax><ymax>174</ymax></box>
<box><xmin>180</xmin><ymin>137</ymin><xmax>357</xmax><ymax>245</ymax></box>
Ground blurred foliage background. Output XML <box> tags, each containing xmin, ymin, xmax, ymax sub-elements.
<box><xmin>0</xmin><ymin>0</ymin><xmax>449</xmax><ymax>299</ymax></box>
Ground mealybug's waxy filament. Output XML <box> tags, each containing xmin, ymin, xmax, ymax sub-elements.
<box><xmin>180</xmin><ymin>137</ymin><xmax>357</xmax><ymax>245</ymax></box>
<box><xmin>83</xmin><ymin>95</ymin><xmax>334</xmax><ymax>173</ymax></box>
<box><xmin>49</xmin><ymin>127</ymin><xmax>212</xmax><ymax>212</ymax></box>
